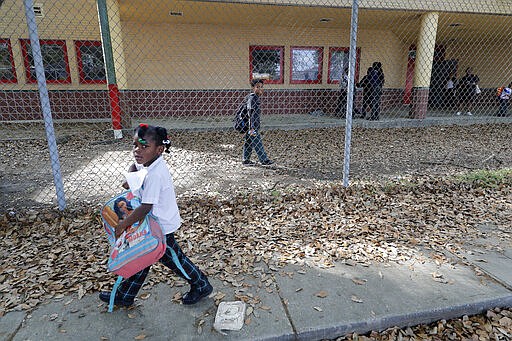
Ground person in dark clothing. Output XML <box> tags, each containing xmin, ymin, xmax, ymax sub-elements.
<box><xmin>496</xmin><ymin>82</ymin><xmax>511</xmax><ymax>117</ymax></box>
<box><xmin>242</xmin><ymin>79</ymin><xmax>273</xmax><ymax>166</ymax></box>
<box><xmin>356</xmin><ymin>67</ymin><xmax>373</xmax><ymax>119</ymax></box>
<box><xmin>456</xmin><ymin>67</ymin><xmax>479</xmax><ymax>116</ymax></box>
<box><xmin>336</xmin><ymin>67</ymin><xmax>365</xmax><ymax>118</ymax></box>
<box><xmin>335</xmin><ymin>67</ymin><xmax>349</xmax><ymax>117</ymax></box>
<box><xmin>367</xmin><ymin>62</ymin><xmax>385</xmax><ymax>120</ymax></box>
<box><xmin>444</xmin><ymin>75</ymin><xmax>457</xmax><ymax>110</ymax></box>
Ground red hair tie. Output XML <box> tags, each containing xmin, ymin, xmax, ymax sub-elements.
<box><xmin>139</xmin><ymin>123</ymin><xmax>148</xmax><ymax>128</ymax></box>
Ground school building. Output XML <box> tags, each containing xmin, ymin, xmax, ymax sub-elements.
<box><xmin>1</xmin><ymin>0</ymin><xmax>511</xmax><ymax>123</ymax></box>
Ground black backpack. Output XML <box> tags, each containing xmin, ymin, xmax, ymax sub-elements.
<box><xmin>233</xmin><ymin>94</ymin><xmax>254</xmax><ymax>134</ymax></box>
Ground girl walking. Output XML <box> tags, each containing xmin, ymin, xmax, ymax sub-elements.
<box><xmin>99</xmin><ymin>123</ymin><xmax>212</xmax><ymax>307</ymax></box>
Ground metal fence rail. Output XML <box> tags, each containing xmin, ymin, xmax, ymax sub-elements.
<box><xmin>0</xmin><ymin>0</ymin><xmax>511</xmax><ymax>210</ymax></box>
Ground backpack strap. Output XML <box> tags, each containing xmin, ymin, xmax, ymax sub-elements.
<box><xmin>167</xmin><ymin>245</ymin><xmax>191</xmax><ymax>280</ymax></box>
<box><xmin>108</xmin><ymin>275</ymin><xmax>124</xmax><ymax>313</ymax></box>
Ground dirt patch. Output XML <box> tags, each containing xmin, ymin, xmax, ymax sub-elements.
<box><xmin>0</xmin><ymin>123</ymin><xmax>511</xmax><ymax>211</ymax></box>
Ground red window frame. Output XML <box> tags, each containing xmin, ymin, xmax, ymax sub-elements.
<box><xmin>290</xmin><ymin>46</ymin><xmax>323</xmax><ymax>84</ymax></box>
<box><xmin>75</xmin><ymin>40</ymin><xmax>107</xmax><ymax>84</ymax></box>
<box><xmin>249</xmin><ymin>45</ymin><xmax>284</xmax><ymax>84</ymax></box>
<box><xmin>0</xmin><ymin>39</ymin><xmax>17</xmax><ymax>83</ymax></box>
<box><xmin>20</xmin><ymin>39</ymin><xmax>71</xmax><ymax>84</ymax></box>
<box><xmin>327</xmin><ymin>47</ymin><xmax>361</xmax><ymax>84</ymax></box>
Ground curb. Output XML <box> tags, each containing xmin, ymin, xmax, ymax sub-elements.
<box><xmin>291</xmin><ymin>295</ymin><xmax>512</xmax><ymax>341</ymax></box>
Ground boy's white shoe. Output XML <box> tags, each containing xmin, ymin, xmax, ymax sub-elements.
<box><xmin>466</xmin><ymin>111</ymin><xmax>473</xmax><ymax>116</ymax></box>
<box><xmin>456</xmin><ymin>112</ymin><xmax>462</xmax><ymax>116</ymax></box>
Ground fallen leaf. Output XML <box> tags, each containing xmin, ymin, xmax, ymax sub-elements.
<box><xmin>499</xmin><ymin>316</ymin><xmax>512</xmax><ymax>328</ymax></box>
<box><xmin>315</xmin><ymin>290</ymin><xmax>328</xmax><ymax>298</ymax></box>
<box><xmin>351</xmin><ymin>295</ymin><xmax>363</xmax><ymax>303</ymax></box>
<box><xmin>78</xmin><ymin>285</ymin><xmax>85</xmax><ymax>300</ymax></box>
<box><xmin>352</xmin><ymin>278</ymin><xmax>367</xmax><ymax>285</ymax></box>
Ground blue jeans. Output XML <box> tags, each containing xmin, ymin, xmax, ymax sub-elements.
<box><xmin>243</xmin><ymin>131</ymin><xmax>269</xmax><ymax>162</ymax></box>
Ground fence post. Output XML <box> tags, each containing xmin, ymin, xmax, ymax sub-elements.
<box><xmin>343</xmin><ymin>0</ymin><xmax>359</xmax><ymax>187</ymax></box>
<box><xmin>97</xmin><ymin>0</ymin><xmax>123</xmax><ymax>139</ymax></box>
<box><xmin>23</xmin><ymin>0</ymin><xmax>66</xmax><ymax>210</ymax></box>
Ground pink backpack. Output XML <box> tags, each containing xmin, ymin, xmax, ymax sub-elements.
<box><xmin>101</xmin><ymin>191</ymin><xmax>166</xmax><ymax>311</ymax></box>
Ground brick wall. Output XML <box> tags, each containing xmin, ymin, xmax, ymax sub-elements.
<box><xmin>5</xmin><ymin>88</ymin><xmax>499</xmax><ymax>122</ymax></box>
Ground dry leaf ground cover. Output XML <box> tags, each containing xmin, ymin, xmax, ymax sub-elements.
<box><xmin>0</xmin><ymin>174</ymin><xmax>511</xmax><ymax>314</ymax></box>
<box><xmin>333</xmin><ymin>307</ymin><xmax>512</xmax><ymax>340</ymax></box>
<box><xmin>0</xmin><ymin>123</ymin><xmax>511</xmax><ymax>339</ymax></box>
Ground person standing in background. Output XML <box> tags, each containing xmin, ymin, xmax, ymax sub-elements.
<box><xmin>367</xmin><ymin>62</ymin><xmax>385</xmax><ymax>120</ymax></box>
<box><xmin>497</xmin><ymin>82</ymin><xmax>512</xmax><ymax>117</ymax></box>
<box><xmin>335</xmin><ymin>67</ymin><xmax>349</xmax><ymax>117</ymax></box>
<box><xmin>356</xmin><ymin>67</ymin><xmax>373</xmax><ymax>119</ymax></box>
<box><xmin>445</xmin><ymin>75</ymin><xmax>457</xmax><ymax>110</ymax></box>
<box><xmin>456</xmin><ymin>67</ymin><xmax>479</xmax><ymax>116</ymax></box>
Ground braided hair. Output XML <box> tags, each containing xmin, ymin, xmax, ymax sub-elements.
<box><xmin>134</xmin><ymin>123</ymin><xmax>171</xmax><ymax>153</ymax></box>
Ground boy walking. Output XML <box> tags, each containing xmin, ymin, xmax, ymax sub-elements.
<box><xmin>242</xmin><ymin>79</ymin><xmax>273</xmax><ymax>166</ymax></box>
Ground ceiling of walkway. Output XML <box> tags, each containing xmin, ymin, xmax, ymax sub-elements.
<box><xmin>120</xmin><ymin>1</ymin><xmax>512</xmax><ymax>45</ymax></box>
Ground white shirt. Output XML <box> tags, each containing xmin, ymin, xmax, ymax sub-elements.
<box><xmin>500</xmin><ymin>87</ymin><xmax>511</xmax><ymax>100</ymax></box>
<box><xmin>129</xmin><ymin>156</ymin><xmax>181</xmax><ymax>234</ymax></box>
<box><xmin>340</xmin><ymin>73</ymin><xmax>348</xmax><ymax>89</ymax></box>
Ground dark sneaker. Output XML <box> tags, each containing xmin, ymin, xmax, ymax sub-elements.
<box><xmin>99</xmin><ymin>291</ymin><xmax>133</xmax><ymax>307</ymax></box>
<box><xmin>261</xmin><ymin>159</ymin><xmax>274</xmax><ymax>165</ymax></box>
<box><xmin>182</xmin><ymin>282</ymin><xmax>213</xmax><ymax>305</ymax></box>
<box><xmin>242</xmin><ymin>159</ymin><xmax>255</xmax><ymax>165</ymax></box>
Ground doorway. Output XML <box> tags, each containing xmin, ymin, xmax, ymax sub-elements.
<box><xmin>429</xmin><ymin>59</ymin><xmax>458</xmax><ymax>109</ymax></box>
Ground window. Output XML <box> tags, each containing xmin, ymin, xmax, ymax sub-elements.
<box><xmin>328</xmin><ymin>47</ymin><xmax>348</xmax><ymax>84</ymax></box>
<box><xmin>249</xmin><ymin>45</ymin><xmax>284</xmax><ymax>84</ymax></box>
<box><xmin>0</xmin><ymin>39</ymin><xmax>17</xmax><ymax>83</ymax></box>
<box><xmin>20</xmin><ymin>39</ymin><xmax>71</xmax><ymax>84</ymax></box>
<box><xmin>290</xmin><ymin>46</ymin><xmax>323</xmax><ymax>84</ymax></box>
<box><xmin>328</xmin><ymin>47</ymin><xmax>361</xmax><ymax>84</ymax></box>
<box><xmin>75</xmin><ymin>40</ymin><xmax>106</xmax><ymax>84</ymax></box>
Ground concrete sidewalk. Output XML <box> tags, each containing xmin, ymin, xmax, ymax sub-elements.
<box><xmin>2</xmin><ymin>226</ymin><xmax>512</xmax><ymax>341</ymax></box>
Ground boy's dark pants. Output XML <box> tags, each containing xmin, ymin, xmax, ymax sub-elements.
<box><xmin>115</xmin><ymin>233</ymin><xmax>209</xmax><ymax>303</ymax></box>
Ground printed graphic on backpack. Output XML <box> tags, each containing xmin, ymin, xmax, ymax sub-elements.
<box><xmin>101</xmin><ymin>191</ymin><xmax>166</xmax><ymax>278</ymax></box>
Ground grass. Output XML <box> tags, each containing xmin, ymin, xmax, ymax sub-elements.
<box><xmin>455</xmin><ymin>168</ymin><xmax>512</xmax><ymax>188</ymax></box>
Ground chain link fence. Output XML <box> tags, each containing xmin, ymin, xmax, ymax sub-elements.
<box><xmin>1</xmin><ymin>0</ymin><xmax>511</xmax><ymax>211</ymax></box>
